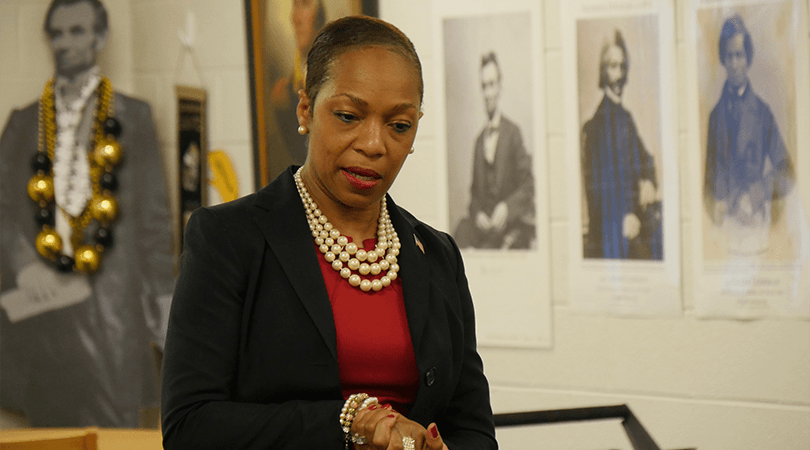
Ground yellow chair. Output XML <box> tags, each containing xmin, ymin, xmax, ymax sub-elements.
<box><xmin>0</xmin><ymin>429</ymin><xmax>97</xmax><ymax>450</ymax></box>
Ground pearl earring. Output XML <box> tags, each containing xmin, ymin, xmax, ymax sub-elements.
<box><xmin>409</xmin><ymin>147</ymin><xmax>415</xmax><ymax>154</ymax></box>
<box><xmin>298</xmin><ymin>125</ymin><xmax>308</xmax><ymax>135</ymax></box>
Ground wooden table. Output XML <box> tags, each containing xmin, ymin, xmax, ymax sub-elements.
<box><xmin>0</xmin><ymin>428</ymin><xmax>163</xmax><ymax>449</ymax></box>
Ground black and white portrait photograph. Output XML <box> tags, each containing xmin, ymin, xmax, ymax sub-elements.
<box><xmin>443</xmin><ymin>13</ymin><xmax>537</xmax><ymax>252</ymax></box>
<box><xmin>577</xmin><ymin>16</ymin><xmax>664</xmax><ymax>261</ymax></box>
<box><xmin>563</xmin><ymin>0</ymin><xmax>681</xmax><ymax>316</ymax></box>
<box><xmin>697</xmin><ymin>3</ymin><xmax>798</xmax><ymax>261</ymax></box>
<box><xmin>435</xmin><ymin>0</ymin><xmax>552</xmax><ymax>348</ymax></box>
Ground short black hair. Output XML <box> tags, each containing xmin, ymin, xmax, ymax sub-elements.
<box><xmin>305</xmin><ymin>15</ymin><xmax>422</xmax><ymax>107</ymax></box>
<box><xmin>719</xmin><ymin>14</ymin><xmax>753</xmax><ymax>66</ymax></box>
<box><xmin>44</xmin><ymin>0</ymin><xmax>108</xmax><ymax>36</ymax></box>
<box><xmin>598</xmin><ymin>29</ymin><xmax>629</xmax><ymax>89</ymax></box>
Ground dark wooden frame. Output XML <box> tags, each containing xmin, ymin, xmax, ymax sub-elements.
<box><xmin>175</xmin><ymin>85</ymin><xmax>207</xmax><ymax>252</ymax></box>
<box><xmin>244</xmin><ymin>0</ymin><xmax>379</xmax><ymax>189</ymax></box>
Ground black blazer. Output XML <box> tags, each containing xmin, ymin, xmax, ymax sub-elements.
<box><xmin>161</xmin><ymin>166</ymin><xmax>497</xmax><ymax>449</ymax></box>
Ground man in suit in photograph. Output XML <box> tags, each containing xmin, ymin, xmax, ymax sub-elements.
<box><xmin>454</xmin><ymin>51</ymin><xmax>535</xmax><ymax>250</ymax></box>
<box><xmin>703</xmin><ymin>14</ymin><xmax>795</xmax><ymax>256</ymax></box>
<box><xmin>0</xmin><ymin>0</ymin><xmax>175</xmax><ymax>427</ymax></box>
<box><xmin>580</xmin><ymin>30</ymin><xmax>662</xmax><ymax>260</ymax></box>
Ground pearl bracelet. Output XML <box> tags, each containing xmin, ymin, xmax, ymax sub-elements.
<box><xmin>340</xmin><ymin>393</ymin><xmax>379</xmax><ymax>449</ymax></box>
<box><xmin>340</xmin><ymin>393</ymin><xmax>368</xmax><ymax>449</ymax></box>
<box><xmin>361</xmin><ymin>396</ymin><xmax>379</xmax><ymax>410</ymax></box>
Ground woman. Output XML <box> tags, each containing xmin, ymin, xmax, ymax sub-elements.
<box><xmin>161</xmin><ymin>16</ymin><xmax>497</xmax><ymax>450</ymax></box>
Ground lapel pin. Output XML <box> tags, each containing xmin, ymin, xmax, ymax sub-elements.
<box><xmin>414</xmin><ymin>234</ymin><xmax>425</xmax><ymax>254</ymax></box>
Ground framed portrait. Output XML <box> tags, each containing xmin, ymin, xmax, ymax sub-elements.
<box><xmin>244</xmin><ymin>0</ymin><xmax>378</xmax><ymax>189</ymax></box>
<box><xmin>175</xmin><ymin>85</ymin><xmax>207</xmax><ymax>251</ymax></box>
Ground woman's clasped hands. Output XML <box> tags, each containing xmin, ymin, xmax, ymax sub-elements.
<box><xmin>351</xmin><ymin>403</ymin><xmax>448</xmax><ymax>450</ymax></box>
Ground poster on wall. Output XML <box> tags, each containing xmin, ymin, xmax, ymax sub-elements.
<box><xmin>687</xmin><ymin>0</ymin><xmax>810</xmax><ymax>318</ymax></box>
<box><xmin>562</xmin><ymin>0</ymin><xmax>682</xmax><ymax>316</ymax></box>
<box><xmin>244</xmin><ymin>0</ymin><xmax>378</xmax><ymax>189</ymax></box>
<box><xmin>435</xmin><ymin>0</ymin><xmax>552</xmax><ymax>347</ymax></box>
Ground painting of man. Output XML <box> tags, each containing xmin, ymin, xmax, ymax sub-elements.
<box><xmin>248</xmin><ymin>0</ymin><xmax>375</xmax><ymax>186</ymax></box>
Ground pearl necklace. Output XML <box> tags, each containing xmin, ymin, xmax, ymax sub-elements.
<box><xmin>294</xmin><ymin>168</ymin><xmax>401</xmax><ymax>291</ymax></box>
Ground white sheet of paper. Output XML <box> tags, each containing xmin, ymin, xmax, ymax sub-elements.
<box><xmin>0</xmin><ymin>261</ymin><xmax>91</xmax><ymax>323</ymax></box>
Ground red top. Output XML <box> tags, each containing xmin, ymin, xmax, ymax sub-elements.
<box><xmin>316</xmin><ymin>238</ymin><xmax>419</xmax><ymax>414</ymax></box>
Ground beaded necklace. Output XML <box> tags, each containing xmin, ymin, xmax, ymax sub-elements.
<box><xmin>294</xmin><ymin>168</ymin><xmax>401</xmax><ymax>291</ymax></box>
<box><xmin>27</xmin><ymin>77</ymin><xmax>124</xmax><ymax>274</ymax></box>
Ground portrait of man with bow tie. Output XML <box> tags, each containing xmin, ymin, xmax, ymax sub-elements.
<box><xmin>452</xmin><ymin>51</ymin><xmax>536</xmax><ymax>250</ymax></box>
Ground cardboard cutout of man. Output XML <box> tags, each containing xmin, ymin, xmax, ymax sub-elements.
<box><xmin>0</xmin><ymin>0</ymin><xmax>175</xmax><ymax>427</ymax></box>
<box><xmin>703</xmin><ymin>15</ymin><xmax>795</xmax><ymax>256</ymax></box>
<box><xmin>580</xmin><ymin>30</ymin><xmax>662</xmax><ymax>260</ymax></box>
<box><xmin>454</xmin><ymin>51</ymin><xmax>535</xmax><ymax>250</ymax></box>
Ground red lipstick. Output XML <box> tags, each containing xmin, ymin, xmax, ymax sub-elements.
<box><xmin>342</xmin><ymin>167</ymin><xmax>381</xmax><ymax>190</ymax></box>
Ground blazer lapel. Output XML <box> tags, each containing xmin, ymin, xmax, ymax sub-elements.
<box><xmin>388</xmin><ymin>197</ymin><xmax>431</xmax><ymax>367</ymax></box>
<box><xmin>251</xmin><ymin>168</ymin><xmax>339</xmax><ymax>362</ymax></box>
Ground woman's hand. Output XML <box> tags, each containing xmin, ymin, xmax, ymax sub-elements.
<box><xmin>350</xmin><ymin>404</ymin><xmax>396</xmax><ymax>449</ymax></box>
<box><xmin>351</xmin><ymin>405</ymin><xmax>447</xmax><ymax>449</ymax></box>
<box><xmin>425</xmin><ymin>422</ymin><xmax>449</xmax><ymax>450</ymax></box>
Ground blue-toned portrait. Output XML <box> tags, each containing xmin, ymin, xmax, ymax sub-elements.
<box><xmin>577</xmin><ymin>16</ymin><xmax>664</xmax><ymax>261</ymax></box>
<box><xmin>698</xmin><ymin>4</ymin><xmax>798</xmax><ymax>260</ymax></box>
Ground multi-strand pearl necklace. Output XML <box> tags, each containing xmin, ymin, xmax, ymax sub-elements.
<box><xmin>294</xmin><ymin>168</ymin><xmax>401</xmax><ymax>291</ymax></box>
